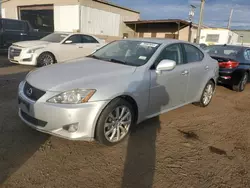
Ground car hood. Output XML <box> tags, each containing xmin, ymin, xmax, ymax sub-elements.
<box><xmin>13</xmin><ymin>40</ymin><xmax>50</xmax><ymax>48</ymax></box>
<box><xmin>26</xmin><ymin>58</ymin><xmax>137</xmax><ymax>91</ymax></box>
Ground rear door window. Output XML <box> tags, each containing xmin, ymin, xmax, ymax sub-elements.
<box><xmin>183</xmin><ymin>44</ymin><xmax>204</xmax><ymax>63</ymax></box>
<box><xmin>3</xmin><ymin>20</ymin><xmax>26</xmax><ymax>31</ymax></box>
<box><xmin>81</xmin><ymin>35</ymin><xmax>99</xmax><ymax>43</ymax></box>
<box><xmin>244</xmin><ymin>49</ymin><xmax>250</xmax><ymax>61</ymax></box>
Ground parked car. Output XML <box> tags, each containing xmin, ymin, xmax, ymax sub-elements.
<box><xmin>17</xmin><ymin>38</ymin><xmax>218</xmax><ymax>146</ymax></box>
<box><xmin>198</xmin><ymin>43</ymin><xmax>207</xmax><ymax>49</ymax></box>
<box><xmin>205</xmin><ymin>44</ymin><xmax>250</xmax><ymax>92</ymax></box>
<box><xmin>8</xmin><ymin>32</ymin><xmax>106</xmax><ymax>67</ymax></box>
<box><xmin>0</xmin><ymin>18</ymin><xmax>50</xmax><ymax>53</ymax></box>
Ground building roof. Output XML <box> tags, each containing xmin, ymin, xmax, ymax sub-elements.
<box><xmin>125</xmin><ymin>19</ymin><xmax>190</xmax><ymax>25</ymax></box>
<box><xmin>93</xmin><ymin>0</ymin><xmax>140</xmax><ymax>14</ymax></box>
<box><xmin>125</xmin><ymin>19</ymin><xmax>208</xmax><ymax>28</ymax></box>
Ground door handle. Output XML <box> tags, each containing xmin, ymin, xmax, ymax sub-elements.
<box><xmin>205</xmin><ymin>65</ymin><xmax>209</xmax><ymax>70</ymax></box>
<box><xmin>20</xmin><ymin>33</ymin><xmax>27</xmax><ymax>36</ymax></box>
<box><xmin>181</xmin><ymin>70</ymin><xmax>189</xmax><ymax>75</ymax></box>
<box><xmin>77</xmin><ymin>46</ymin><xmax>83</xmax><ymax>48</ymax></box>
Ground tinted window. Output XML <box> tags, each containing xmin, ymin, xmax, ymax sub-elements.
<box><xmin>66</xmin><ymin>35</ymin><xmax>82</xmax><ymax>44</ymax></box>
<box><xmin>244</xmin><ymin>50</ymin><xmax>250</xmax><ymax>61</ymax></box>
<box><xmin>205</xmin><ymin>45</ymin><xmax>241</xmax><ymax>59</ymax></box>
<box><xmin>82</xmin><ymin>35</ymin><xmax>98</xmax><ymax>43</ymax></box>
<box><xmin>4</xmin><ymin>20</ymin><xmax>26</xmax><ymax>31</ymax></box>
<box><xmin>154</xmin><ymin>44</ymin><xmax>183</xmax><ymax>68</ymax></box>
<box><xmin>184</xmin><ymin>44</ymin><xmax>204</xmax><ymax>63</ymax></box>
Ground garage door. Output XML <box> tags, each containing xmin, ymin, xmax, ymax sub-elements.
<box><xmin>18</xmin><ymin>5</ymin><xmax>54</xmax><ymax>32</ymax></box>
<box><xmin>81</xmin><ymin>6</ymin><xmax>120</xmax><ymax>36</ymax></box>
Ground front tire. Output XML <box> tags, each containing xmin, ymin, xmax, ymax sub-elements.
<box><xmin>95</xmin><ymin>98</ymin><xmax>135</xmax><ymax>146</ymax></box>
<box><xmin>232</xmin><ymin>72</ymin><xmax>248</xmax><ymax>92</ymax></box>
<box><xmin>37</xmin><ymin>52</ymin><xmax>56</xmax><ymax>67</ymax></box>
<box><xmin>198</xmin><ymin>80</ymin><xmax>215</xmax><ymax>107</ymax></box>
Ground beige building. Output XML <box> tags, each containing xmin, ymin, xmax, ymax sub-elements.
<box><xmin>125</xmin><ymin>19</ymin><xmax>208</xmax><ymax>43</ymax></box>
<box><xmin>2</xmin><ymin>0</ymin><xmax>140</xmax><ymax>41</ymax></box>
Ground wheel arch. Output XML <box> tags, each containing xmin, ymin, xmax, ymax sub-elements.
<box><xmin>93</xmin><ymin>94</ymin><xmax>139</xmax><ymax>139</ymax></box>
<box><xmin>37</xmin><ymin>51</ymin><xmax>57</xmax><ymax>63</ymax></box>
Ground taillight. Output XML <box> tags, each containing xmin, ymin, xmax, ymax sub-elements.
<box><xmin>218</xmin><ymin>61</ymin><xmax>239</xmax><ymax>69</ymax></box>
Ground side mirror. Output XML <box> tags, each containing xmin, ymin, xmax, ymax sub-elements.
<box><xmin>65</xmin><ymin>40</ymin><xmax>72</xmax><ymax>44</ymax></box>
<box><xmin>156</xmin><ymin>59</ymin><xmax>176</xmax><ymax>74</ymax></box>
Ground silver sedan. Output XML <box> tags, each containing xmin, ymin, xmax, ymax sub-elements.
<box><xmin>18</xmin><ymin>38</ymin><xmax>219</xmax><ymax>146</ymax></box>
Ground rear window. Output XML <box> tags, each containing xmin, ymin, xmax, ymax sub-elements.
<box><xmin>205</xmin><ymin>46</ymin><xmax>241</xmax><ymax>58</ymax></box>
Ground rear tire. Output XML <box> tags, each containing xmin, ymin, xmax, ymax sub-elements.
<box><xmin>95</xmin><ymin>98</ymin><xmax>135</xmax><ymax>146</ymax></box>
<box><xmin>232</xmin><ymin>72</ymin><xmax>248</xmax><ymax>92</ymax></box>
<box><xmin>198</xmin><ymin>80</ymin><xmax>215</xmax><ymax>108</ymax></box>
<box><xmin>37</xmin><ymin>52</ymin><xmax>56</xmax><ymax>67</ymax></box>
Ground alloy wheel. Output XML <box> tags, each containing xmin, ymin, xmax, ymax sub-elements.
<box><xmin>202</xmin><ymin>83</ymin><xmax>214</xmax><ymax>105</ymax></box>
<box><xmin>104</xmin><ymin>106</ymin><xmax>132</xmax><ymax>143</ymax></box>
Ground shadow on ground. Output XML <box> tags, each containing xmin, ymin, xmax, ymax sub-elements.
<box><xmin>0</xmin><ymin>72</ymin><xmax>49</xmax><ymax>184</ymax></box>
<box><xmin>0</xmin><ymin>55</ymin><xmax>17</xmax><ymax>68</ymax></box>
<box><xmin>121</xmin><ymin>76</ymin><xmax>169</xmax><ymax>188</ymax></box>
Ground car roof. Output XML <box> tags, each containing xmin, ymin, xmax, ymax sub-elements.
<box><xmin>124</xmin><ymin>38</ymin><xmax>191</xmax><ymax>45</ymax></box>
<box><xmin>53</xmin><ymin>31</ymin><xmax>95</xmax><ymax>36</ymax></box>
<box><xmin>0</xmin><ymin>18</ymin><xmax>27</xmax><ymax>22</ymax></box>
<box><xmin>207</xmin><ymin>44</ymin><xmax>248</xmax><ymax>49</ymax></box>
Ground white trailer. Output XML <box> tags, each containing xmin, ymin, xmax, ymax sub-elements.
<box><xmin>200</xmin><ymin>28</ymin><xmax>239</xmax><ymax>45</ymax></box>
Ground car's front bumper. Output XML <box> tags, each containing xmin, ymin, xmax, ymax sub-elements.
<box><xmin>18</xmin><ymin>83</ymin><xmax>109</xmax><ymax>141</ymax></box>
<box><xmin>8</xmin><ymin>46</ymin><xmax>38</xmax><ymax>66</ymax></box>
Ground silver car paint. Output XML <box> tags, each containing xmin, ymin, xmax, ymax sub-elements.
<box><xmin>19</xmin><ymin>39</ymin><xmax>218</xmax><ymax>140</ymax></box>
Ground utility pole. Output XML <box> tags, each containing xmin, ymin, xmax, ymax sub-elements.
<box><xmin>0</xmin><ymin>0</ymin><xmax>2</xmax><ymax>18</ymax></box>
<box><xmin>188</xmin><ymin>5</ymin><xmax>196</xmax><ymax>22</ymax></box>
<box><xmin>188</xmin><ymin>5</ymin><xmax>196</xmax><ymax>42</ymax></box>
<box><xmin>227</xmin><ymin>8</ymin><xmax>234</xmax><ymax>29</ymax></box>
<box><xmin>196</xmin><ymin>0</ymin><xmax>205</xmax><ymax>44</ymax></box>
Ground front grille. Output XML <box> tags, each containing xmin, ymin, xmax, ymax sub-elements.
<box><xmin>21</xmin><ymin>110</ymin><xmax>47</xmax><ymax>127</ymax></box>
<box><xmin>9</xmin><ymin>47</ymin><xmax>22</xmax><ymax>59</ymax></box>
<box><xmin>23</xmin><ymin>82</ymin><xmax>46</xmax><ymax>101</ymax></box>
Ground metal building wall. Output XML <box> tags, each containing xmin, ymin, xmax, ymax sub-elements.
<box><xmin>80</xmin><ymin>6</ymin><xmax>120</xmax><ymax>36</ymax></box>
<box><xmin>54</xmin><ymin>5</ymin><xmax>80</xmax><ymax>32</ymax></box>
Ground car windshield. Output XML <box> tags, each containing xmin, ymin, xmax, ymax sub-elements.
<box><xmin>89</xmin><ymin>40</ymin><xmax>161</xmax><ymax>66</ymax></box>
<box><xmin>205</xmin><ymin>45</ymin><xmax>241</xmax><ymax>58</ymax></box>
<box><xmin>40</xmin><ymin>33</ymin><xmax>69</xmax><ymax>43</ymax></box>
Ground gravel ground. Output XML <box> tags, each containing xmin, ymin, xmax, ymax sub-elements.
<box><xmin>0</xmin><ymin>55</ymin><xmax>250</xmax><ymax>188</ymax></box>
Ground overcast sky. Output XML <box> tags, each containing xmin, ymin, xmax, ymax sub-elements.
<box><xmin>109</xmin><ymin>0</ymin><xmax>250</xmax><ymax>29</ymax></box>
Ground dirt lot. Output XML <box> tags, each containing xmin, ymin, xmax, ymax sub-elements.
<box><xmin>0</xmin><ymin>55</ymin><xmax>250</xmax><ymax>188</ymax></box>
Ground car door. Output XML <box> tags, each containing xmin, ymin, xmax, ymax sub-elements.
<box><xmin>58</xmin><ymin>34</ymin><xmax>85</xmax><ymax>62</ymax></box>
<box><xmin>80</xmin><ymin>35</ymin><xmax>101</xmax><ymax>55</ymax></box>
<box><xmin>182</xmin><ymin>43</ymin><xmax>208</xmax><ymax>102</ymax></box>
<box><xmin>148</xmin><ymin>43</ymin><xmax>189</xmax><ymax>116</ymax></box>
<box><xmin>2</xmin><ymin>19</ymin><xmax>26</xmax><ymax>49</ymax></box>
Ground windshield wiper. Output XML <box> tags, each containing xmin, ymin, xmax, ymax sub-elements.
<box><xmin>87</xmin><ymin>54</ymin><xmax>101</xmax><ymax>60</ymax></box>
<box><xmin>109</xmin><ymin>59</ymin><xmax>127</xmax><ymax>64</ymax></box>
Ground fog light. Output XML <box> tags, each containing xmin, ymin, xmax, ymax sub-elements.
<box><xmin>63</xmin><ymin>123</ymin><xmax>79</xmax><ymax>133</ymax></box>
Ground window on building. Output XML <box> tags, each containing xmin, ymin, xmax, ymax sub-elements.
<box><xmin>227</xmin><ymin>35</ymin><xmax>232</xmax><ymax>44</ymax></box>
<box><xmin>206</xmin><ymin>34</ymin><xmax>220</xmax><ymax>42</ymax></box>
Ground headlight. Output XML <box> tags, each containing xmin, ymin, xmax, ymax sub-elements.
<box><xmin>47</xmin><ymin>89</ymin><xmax>96</xmax><ymax>104</ymax></box>
<box><xmin>27</xmin><ymin>47</ymin><xmax>44</xmax><ymax>53</ymax></box>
